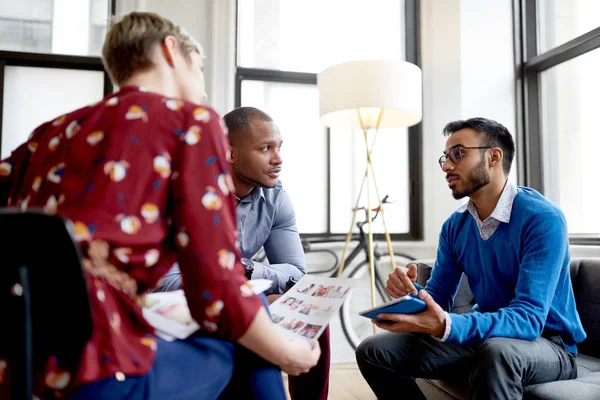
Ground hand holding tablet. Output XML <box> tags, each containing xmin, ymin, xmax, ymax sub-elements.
<box><xmin>359</xmin><ymin>283</ymin><xmax>427</xmax><ymax>322</ymax></box>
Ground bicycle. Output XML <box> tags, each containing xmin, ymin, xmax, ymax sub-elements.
<box><xmin>335</xmin><ymin>198</ymin><xmax>415</xmax><ymax>350</ymax></box>
<box><xmin>252</xmin><ymin>196</ymin><xmax>415</xmax><ymax>350</ymax></box>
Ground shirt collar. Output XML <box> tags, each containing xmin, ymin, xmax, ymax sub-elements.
<box><xmin>457</xmin><ymin>182</ymin><xmax>517</xmax><ymax>223</ymax></box>
<box><xmin>236</xmin><ymin>187</ymin><xmax>265</xmax><ymax>204</ymax></box>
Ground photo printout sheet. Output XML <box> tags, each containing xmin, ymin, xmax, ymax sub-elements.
<box><xmin>269</xmin><ymin>274</ymin><xmax>356</xmax><ymax>343</ymax></box>
<box><xmin>143</xmin><ymin>279</ymin><xmax>273</xmax><ymax>341</ymax></box>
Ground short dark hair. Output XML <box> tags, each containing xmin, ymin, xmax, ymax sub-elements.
<box><xmin>223</xmin><ymin>107</ymin><xmax>273</xmax><ymax>144</ymax></box>
<box><xmin>442</xmin><ymin>117</ymin><xmax>515</xmax><ymax>175</ymax></box>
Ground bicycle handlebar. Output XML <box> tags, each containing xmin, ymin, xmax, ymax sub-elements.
<box><xmin>352</xmin><ymin>195</ymin><xmax>394</xmax><ymax>213</ymax></box>
<box><xmin>352</xmin><ymin>195</ymin><xmax>397</xmax><ymax>225</ymax></box>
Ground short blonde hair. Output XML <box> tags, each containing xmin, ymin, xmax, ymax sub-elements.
<box><xmin>102</xmin><ymin>12</ymin><xmax>200</xmax><ymax>85</ymax></box>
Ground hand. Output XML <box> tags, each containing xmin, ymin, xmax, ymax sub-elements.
<box><xmin>266</xmin><ymin>294</ymin><xmax>282</xmax><ymax>304</ymax></box>
<box><xmin>278</xmin><ymin>339</ymin><xmax>321</xmax><ymax>376</ymax></box>
<box><xmin>386</xmin><ymin>263</ymin><xmax>418</xmax><ymax>298</ymax></box>
<box><xmin>374</xmin><ymin>289</ymin><xmax>446</xmax><ymax>337</ymax></box>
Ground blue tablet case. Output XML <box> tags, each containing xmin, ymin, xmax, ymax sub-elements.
<box><xmin>359</xmin><ymin>283</ymin><xmax>427</xmax><ymax>322</ymax></box>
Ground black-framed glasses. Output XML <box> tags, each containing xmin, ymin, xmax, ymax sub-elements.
<box><xmin>438</xmin><ymin>146</ymin><xmax>492</xmax><ymax>169</ymax></box>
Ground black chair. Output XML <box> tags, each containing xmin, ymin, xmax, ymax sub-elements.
<box><xmin>0</xmin><ymin>209</ymin><xmax>93</xmax><ymax>399</ymax></box>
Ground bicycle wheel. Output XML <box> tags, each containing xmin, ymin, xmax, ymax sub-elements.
<box><xmin>340</xmin><ymin>259</ymin><xmax>390</xmax><ymax>350</ymax></box>
<box><xmin>340</xmin><ymin>252</ymin><xmax>416</xmax><ymax>350</ymax></box>
<box><xmin>305</xmin><ymin>248</ymin><xmax>339</xmax><ymax>275</ymax></box>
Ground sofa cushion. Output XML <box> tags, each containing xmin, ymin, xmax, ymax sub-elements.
<box><xmin>576</xmin><ymin>354</ymin><xmax>600</xmax><ymax>377</ymax></box>
<box><xmin>420</xmin><ymin>370</ymin><xmax>600</xmax><ymax>400</ymax></box>
<box><xmin>570</xmin><ymin>258</ymin><xmax>600</xmax><ymax>359</ymax></box>
<box><xmin>416</xmin><ymin>378</ymin><xmax>467</xmax><ymax>400</ymax></box>
<box><xmin>523</xmin><ymin>373</ymin><xmax>600</xmax><ymax>400</ymax></box>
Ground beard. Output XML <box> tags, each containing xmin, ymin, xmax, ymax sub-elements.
<box><xmin>235</xmin><ymin>164</ymin><xmax>276</xmax><ymax>189</ymax></box>
<box><xmin>451</xmin><ymin>155</ymin><xmax>490</xmax><ymax>200</ymax></box>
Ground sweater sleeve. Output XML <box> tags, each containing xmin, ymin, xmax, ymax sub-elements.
<box><xmin>425</xmin><ymin>220</ymin><xmax>465</xmax><ymax>312</ymax></box>
<box><xmin>447</xmin><ymin>211</ymin><xmax>569</xmax><ymax>345</ymax></box>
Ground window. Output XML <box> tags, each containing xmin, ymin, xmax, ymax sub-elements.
<box><xmin>539</xmin><ymin>49</ymin><xmax>600</xmax><ymax>235</ymax></box>
<box><xmin>0</xmin><ymin>0</ymin><xmax>110</xmax><ymax>57</ymax></box>
<box><xmin>329</xmin><ymin>128</ymin><xmax>410</xmax><ymax>234</ymax></box>
<box><xmin>236</xmin><ymin>0</ymin><xmax>422</xmax><ymax>239</ymax></box>
<box><xmin>2</xmin><ymin>67</ymin><xmax>105</xmax><ymax>159</ymax></box>
<box><xmin>516</xmin><ymin>0</ymin><xmax>600</xmax><ymax>241</ymax></box>
<box><xmin>537</xmin><ymin>0</ymin><xmax>600</xmax><ymax>53</ymax></box>
<box><xmin>0</xmin><ymin>18</ymin><xmax>52</xmax><ymax>53</ymax></box>
<box><xmin>0</xmin><ymin>1</ymin><xmax>114</xmax><ymax>159</ymax></box>
<box><xmin>240</xmin><ymin>80</ymin><xmax>328</xmax><ymax>233</ymax></box>
<box><xmin>237</xmin><ymin>0</ymin><xmax>405</xmax><ymax>73</ymax></box>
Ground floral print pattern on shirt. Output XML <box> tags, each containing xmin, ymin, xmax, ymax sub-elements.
<box><xmin>0</xmin><ymin>86</ymin><xmax>262</xmax><ymax>398</ymax></box>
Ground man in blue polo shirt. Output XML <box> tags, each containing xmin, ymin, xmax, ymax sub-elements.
<box><xmin>356</xmin><ymin>117</ymin><xmax>586</xmax><ymax>399</ymax></box>
<box><xmin>159</xmin><ymin>107</ymin><xmax>330</xmax><ymax>400</ymax></box>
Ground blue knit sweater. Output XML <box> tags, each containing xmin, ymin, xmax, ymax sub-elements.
<box><xmin>426</xmin><ymin>187</ymin><xmax>586</xmax><ymax>353</ymax></box>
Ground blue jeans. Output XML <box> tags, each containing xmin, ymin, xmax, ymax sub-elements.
<box><xmin>69</xmin><ymin>297</ymin><xmax>286</xmax><ymax>400</ymax></box>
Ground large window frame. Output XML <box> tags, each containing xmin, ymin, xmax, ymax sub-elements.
<box><xmin>514</xmin><ymin>0</ymin><xmax>600</xmax><ymax>245</ymax></box>
<box><xmin>234</xmin><ymin>0</ymin><xmax>423</xmax><ymax>241</ymax></box>
<box><xmin>0</xmin><ymin>0</ymin><xmax>115</xmax><ymax>157</ymax></box>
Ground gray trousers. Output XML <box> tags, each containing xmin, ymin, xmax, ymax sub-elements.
<box><xmin>356</xmin><ymin>332</ymin><xmax>577</xmax><ymax>400</ymax></box>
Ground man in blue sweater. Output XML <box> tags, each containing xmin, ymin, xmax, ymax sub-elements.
<box><xmin>356</xmin><ymin>118</ymin><xmax>586</xmax><ymax>399</ymax></box>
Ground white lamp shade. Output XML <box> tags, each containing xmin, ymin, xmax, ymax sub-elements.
<box><xmin>318</xmin><ymin>60</ymin><xmax>422</xmax><ymax>129</ymax></box>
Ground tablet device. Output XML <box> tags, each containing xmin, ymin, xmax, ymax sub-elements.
<box><xmin>359</xmin><ymin>283</ymin><xmax>426</xmax><ymax>322</ymax></box>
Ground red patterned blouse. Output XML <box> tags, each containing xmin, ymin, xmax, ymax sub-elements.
<box><xmin>0</xmin><ymin>86</ymin><xmax>262</xmax><ymax>397</ymax></box>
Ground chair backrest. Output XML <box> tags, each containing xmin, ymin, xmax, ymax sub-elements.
<box><xmin>415</xmin><ymin>260</ymin><xmax>476</xmax><ymax>315</ymax></box>
<box><xmin>0</xmin><ymin>209</ymin><xmax>92</xmax><ymax>374</ymax></box>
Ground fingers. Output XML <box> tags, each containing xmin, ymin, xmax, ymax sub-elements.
<box><xmin>376</xmin><ymin>313</ymin><xmax>406</xmax><ymax>323</ymax></box>
<box><xmin>373</xmin><ymin>314</ymin><xmax>414</xmax><ymax>333</ymax></box>
<box><xmin>373</xmin><ymin>318</ymin><xmax>401</xmax><ymax>332</ymax></box>
<box><xmin>400</xmin><ymin>273</ymin><xmax>418</xmax><ymax>296</ymax></box>
<box><xmin>386</xmin><ymin>275</ymin><xmax>407</xmax><ymax>298</ymax></box>
<box><xmin>407</xmin><ymin>264</ymin><xmax>418</xmax><ymax>281</ymax></box>
<box><xmin>311</xmin><ymin>339</ymin><xmax>321</xmax><ymax>352</ymax></box>
<box><xmin>389</xmin><ymin>267</ymin><xmax>410</xmax><ymax>292</ymax></box>
<box><xmin>311</xmin><ymin>341</ymin><xmax>321</xmax><ymax>362</ymax></box>
<box><xmin>418</xmin><ymin>289</ymin><xmax>439</xmax><ymax>311</ymax></box>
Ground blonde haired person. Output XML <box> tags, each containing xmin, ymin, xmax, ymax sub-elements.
<box><xmin>0</xmin><ymin>12</ymin><xmax>318</xmax><ymax>400</ymax></box>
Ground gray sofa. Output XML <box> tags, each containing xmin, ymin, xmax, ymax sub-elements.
<box><xmin>413</xmin><ymin>258</ymin><xmax>600</xmax><ymax>400</ymax></box>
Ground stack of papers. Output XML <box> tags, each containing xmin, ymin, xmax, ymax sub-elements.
<box><xmin>269</xmin><ymin>275</ymin><xmax>356</xmax><ymax>343</ymax></box>
<box><xmin>143</xmin><ymin>279</ymin><xmax>273</xmax><ymax>341</ymax></box>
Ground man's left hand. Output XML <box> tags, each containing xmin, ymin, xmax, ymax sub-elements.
<box><xmin>374</xmin><ymin>289</ymin><xmax>446</xmax><ymax>338</ymax></box>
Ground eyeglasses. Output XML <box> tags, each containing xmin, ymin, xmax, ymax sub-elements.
<box><xmin>438</xmin><ymin>146</ymin><xmax>492</xmax><ymax>169</ymax></box>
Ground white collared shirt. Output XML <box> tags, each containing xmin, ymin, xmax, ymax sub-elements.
<box><xmin>457</xmin><ymin>182</ymin><xmax>518</xmax><ymax>240</ymax></box>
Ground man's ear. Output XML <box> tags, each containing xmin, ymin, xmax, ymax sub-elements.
<box><xmin>227</xmin><ymin>145</ymin><xmax>236</xmax><ymax>164</ymax></box>
<box><xmin>160</xmin><ymin>35</ymin><xmax>179</xmax><ymax>68</ymax></box>
<box><xmin>490</xmin><ymin>148</ymin><xmax>503</xmax><ymax>167</ymax></box>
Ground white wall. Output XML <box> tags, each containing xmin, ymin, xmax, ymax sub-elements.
<box><xmin>415</xmin><ymin>0</ymin><xmax>464</xmax><ymax>255</ymax></box>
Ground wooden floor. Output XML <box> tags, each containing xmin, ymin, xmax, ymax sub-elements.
<box><xmin>283</xmin><ymin>363</ymin><xmax>376</xmax><ymax>400</ymax></box>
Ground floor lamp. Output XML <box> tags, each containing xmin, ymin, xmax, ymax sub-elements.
<box><xmin>317</xmin><ymin>60</ymin><xmax>422</xmax><ymax>314</ymax></box>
